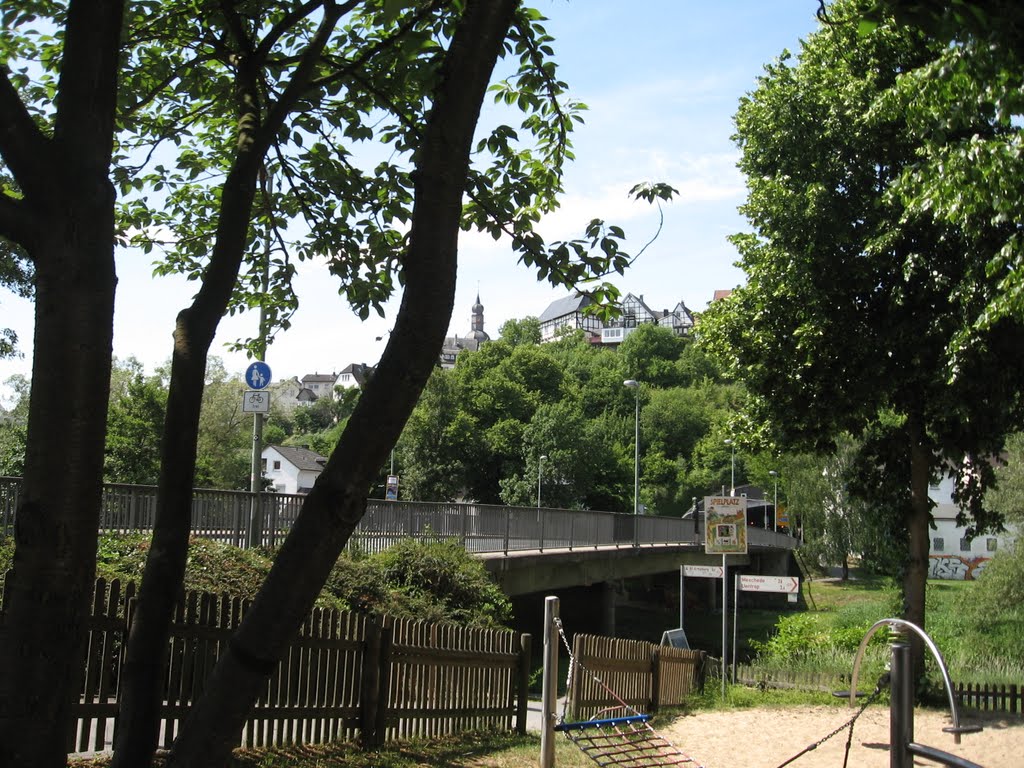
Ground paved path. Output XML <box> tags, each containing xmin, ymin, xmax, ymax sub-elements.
<box><xmin>526</xmin><ymin>696</ymin><xmax>566</xmax><ymax>733</ymax></box>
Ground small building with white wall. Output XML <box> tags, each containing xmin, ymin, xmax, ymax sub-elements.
<box><xmin>261</xmin><ymin>444</ymin><xmax>327</xmax><ymax>495</ymax></box>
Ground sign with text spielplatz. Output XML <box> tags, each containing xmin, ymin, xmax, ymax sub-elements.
<box><xmin>704</xmin><ymin>496</ymin><xmax>748</xmax><ymax>555</ymax></box>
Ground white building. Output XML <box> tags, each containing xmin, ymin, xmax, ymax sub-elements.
<box><xmin>928</xmin><ymin>474</ymin><xmax>1019</xmax><ymax>580</ymax></box>
<box><xmin>261</xmin><ymin>445</ymin><xmax>327</xmax><ymax>495</ymax></box>
<box><xmin>334</xmin><ymin>363</ymin><xmax>373</xmax><ymax>392</ymax></box>
<box><xmin>300</xmin><ymin>372</ymin><xmax>337</xmax><ymax>400</ymax></box>
<box><xmin>537</xmin><ymin>292</ymin><xmax>603</xmax><ymax>343</ymax></box>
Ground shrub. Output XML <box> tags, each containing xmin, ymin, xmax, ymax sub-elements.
<box><xmin>370</xmin><ymin>536</ymin><xmax>512</xmax><ymax>627</ymax></box>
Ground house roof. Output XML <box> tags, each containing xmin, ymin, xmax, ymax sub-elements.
<box><xmin>267</xmin><ymin>444</ymin><xmax>328</xmax><ymax>472</ymax></box>
<box><xmin>301</xmin><ymin>372</ymin><xmax>337</xmax><ymax>384</ymax></box>
<box><xmin>337</xmin><ymin>362</ymin><xmax>373</xmax><ymax>386</ymax></box>
<box><xmin>538</xmin><ymin>293</ymin><xmax>592</xmax><ymax>323</ymax></box>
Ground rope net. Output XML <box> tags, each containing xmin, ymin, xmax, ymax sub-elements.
<box><xmin>556</xmin><ymin>707</ymin><xmax>704</xmax><ymax>767</ymax></box>
<box><xmin>553</xmin><ymin>618</ymin><xmax>707</xmax><ymax>768</ymax></box>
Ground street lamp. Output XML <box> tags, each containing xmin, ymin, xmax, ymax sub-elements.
<box><xmin>769</xmin><ymin>470</ymin><xmax>778</xmax><ymax>531</ymax></box>
<box><xmin>723</xmin><ymin>438</ymin><xmax>735</xmax><ymax>496</ymax></box>
<box><xmin>623</xmin><ymin>380</ymin><xmax>640</xmax><ymax>516</ymax></box>
<box><xmin>537</xmin><ymin>454</ymin><xmax>547</xmax><ymax>509</ymax></box>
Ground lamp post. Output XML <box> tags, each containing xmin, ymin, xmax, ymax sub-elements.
<box><xmin>769</xmin><ymin>470</ymin><xmax>778</xmax><ymax>531</ymax></box>
<box><xmin>623</xmin><ymin>380</ymin><xmax>640</xmax><ymax>516</ymax></box>
<box><xmin>723</xmin><ymin>438</ymin><xmax>735</xmax><ymax>496</ymax></box>
<box><xmin>537</xmin><ymin>454</ymin><xmax>547</xmax><ymax>509</ymax></box>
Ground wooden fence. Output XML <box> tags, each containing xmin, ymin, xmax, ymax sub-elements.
<box><xmin>955</xmin><ymin>682</ymin><xmax>1022</xmax><ymax>716</ymax></box>
<box><xmin>1</xmin><ymin>573</ymin><xmax>530</xmax><ymax>753</ymax></box>
<box><xmin>567</xmin><ymin>632</ymin><xmax>707</xmax><ymax>722</ymax></box>
<box><xmin>734</xmin><ymin>664</ymin><xmax>850</xmax><ymax>694</ymax></box>
<box><xmin>735</xmin><ymin>665</ymin><xmax>1024</xmax><ymax>719</ymax></box>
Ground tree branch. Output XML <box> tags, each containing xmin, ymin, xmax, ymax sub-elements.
<box><xmin>310</xmin><ymin>0</ymin><xmax>451</xmax><ymax>91</ymax></box>
<box><xmin>0</xmin><ymin>194</ymin><xmax>34</xmax><ymax>254</ymax></box>
<box><xmin>0</xmin><ymin>68</ymin><xmax>52</xmax><ymax>199</ymax></box>
<box><xmin>52</xmin><ymin>0</ymin><xmax>125</xmax><ymax>174</ymax></box>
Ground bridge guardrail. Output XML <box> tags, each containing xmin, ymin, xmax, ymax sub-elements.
<box><xmin>0</xmin><ymin>476</ymin><xmax>797</xmax><ymax>553</ymax></box>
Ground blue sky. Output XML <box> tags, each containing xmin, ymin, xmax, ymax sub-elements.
<box><xmin>0</xmin><ymin>1</ymin><xmax>820</xmax><ymax>402</ymax></box>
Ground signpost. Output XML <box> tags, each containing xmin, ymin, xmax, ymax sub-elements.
<box><xmin>732</xmin><ymin>573</ymin><xmax>802</xmax><ymax>680</ymax></box>
<box><xmin>245</xmin><ymin>361</ymin><xmax>271</xmax><ymax>548</ymax></box>
<box><xmin>675</xmin><ymin>563</ymin><xmax>725</xmax><ymax>655</ymax></box>
<box><xmin>703</xmin><ymin>495</ymin><xmax>748</xmax><ymax>699</ymax></box>
<box><xmin>385</xmin><ymin>474</ymin><xmax>399</xmax><ymax>501</ymax></box>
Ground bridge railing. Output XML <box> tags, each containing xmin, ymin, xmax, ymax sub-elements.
<box><xmin>0</xmin><ymin>477</ymin><xmax>797</xmax><ymax>553</ymax></box>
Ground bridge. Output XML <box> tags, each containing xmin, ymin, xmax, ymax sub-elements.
<box><xmin>0</xmin><ymin>478</ymin><xmax>799</xmax><ymax>630</ymax></box>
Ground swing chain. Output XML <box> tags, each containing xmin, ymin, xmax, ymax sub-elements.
<box><xmin>772</xmin><ymin>673</ymin><xmax>888</xmax><ymax>768</ymax></box>
<box><xmin>553</xmin><ymin>616</ymin><xmax>574</xmax><ymax>722</ymax></box>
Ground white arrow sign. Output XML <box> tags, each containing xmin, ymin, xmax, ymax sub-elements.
<box><xmin>683</xmin><ymin>565</ymin><xmax>724</xmax><ymax>579</ymax></box>
<box><xmin>739</xmin><ymin>575</ymin><xmax>800</xmax><ymax>594</ymax></box>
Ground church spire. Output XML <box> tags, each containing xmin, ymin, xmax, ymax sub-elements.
<box><xmin>468</xmin><ymin>291</ymin><xmax>489</xmax><ymax>341</ymax></box>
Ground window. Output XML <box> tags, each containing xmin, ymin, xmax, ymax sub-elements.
<box><xmin>932</xmin><ymin>538</ymin><xmax>944</xmax><ymax>552</ymax></box>
<box><xmin>273</xmin><ymin>460</ymin><xmax>281</xmax><ymax>471</ymax></box>
<box><xmin>260</xmin><ymin>458</ymin><xmax>267</xmax><ymax>472</ymax></box>
<box><xmin>986</xmin><ymin>538</ymin><xmax>998</xmax><ymax>552</ymax></box>
<box><xmin>959</xmin><ymin>537</ymin><xmax>972</xmax><ymax>552</ymax></box>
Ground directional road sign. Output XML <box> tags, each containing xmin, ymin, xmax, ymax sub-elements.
<box><xmin>738</xmin><ymin>575</ymin><xmax>800</xmax><ymax>594</ymax></box>
<box><xmin>245</xmin><ymin>361</ymin><xmax>272</xmax><ymax>390</ymax></box>
<box><xmin>683</xmin><ymin>565</ymin><xmax>724</xmax><ymax>579</ymax></box>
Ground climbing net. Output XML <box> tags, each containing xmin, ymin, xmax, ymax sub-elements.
<box><xmin>551</xmin><ymin>616</ymin><xmax>887</xmax><ymax>768</ymax></box>
<box><xmin>552</xmin><ymin>616</ymin><xmax>707</xmax><ymax>767</ymax></box>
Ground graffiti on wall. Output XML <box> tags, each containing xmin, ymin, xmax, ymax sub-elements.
<box><xmin>928</xmin><ymin>555</ymin><xmax>990</xmax><ymax>581</ymax></box>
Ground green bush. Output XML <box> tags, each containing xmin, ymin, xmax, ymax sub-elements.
<box><xmin>4</xmin><ymin>532</ymin><xmax>511</xmax><ymax>628</ymax></box>
<box><xmin>0</xmin><ymin>533</ymin><xmax>13</xmax><ymax>575</ymax></box>
<box><xmin>370</xmin><ymin>537</ymin><xmax>512</xmax><ymax>627</ymax></box>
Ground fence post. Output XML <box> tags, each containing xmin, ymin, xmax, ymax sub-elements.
<box><xmin>650</xmin><ymin>646</ymin><xmax>661</xmax><ymax>713</ymax></box>
<box><xmin>360</xmin><ymin>616</ymin><xmax>383</xmax><ymax>748</ymax></box>
<box><xmin>516</xmin><ymin>633</ymin><xmax>532</xmax><ymax>736</ymax></box>
<box><xmin>540</xmin><ymin>596</ymin><xmax>559</xmax><ymax>768</ymax></box>
<box><xmin>375</xmin><ymin>621</ymin><xmax>394</xmax><ymax>747</ymax></box>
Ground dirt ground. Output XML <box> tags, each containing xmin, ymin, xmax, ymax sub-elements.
<box><xmin>658</xmin><ymin>705</ymin><xmax>1024</xmax><ymax>768</ymax></box>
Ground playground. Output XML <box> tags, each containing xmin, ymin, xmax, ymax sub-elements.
<box><xmin>538</xmin><ymin>594</ymin><xmax>1024</xmax><ymax>768</ymax></box>
<box><xmin>657</xmin><ymin>705</ymin><xmax>1022</xmax><ymax>768</ymax></box>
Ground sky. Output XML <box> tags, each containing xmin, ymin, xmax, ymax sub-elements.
<box><xmin>0</xmin><ymin>1</ymin><xmax>822</xmax><ymax>404</ymax></box>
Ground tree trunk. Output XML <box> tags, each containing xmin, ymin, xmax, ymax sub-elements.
<box><xmin>111</xmin><ymin>5</ymin><xmax>354</xmax><ymax>764</ymax></box>
<box><xmin>0</xmin><ymin>2</ymin><xmax>123</xmax><ymax>766</ymax></box>
<box><xmin>166</xmin><ymin>2</ymin><xmax>519</xmax><ymax>764</ymax></box>
<box><xmin>903</xmin><ymin>414</ymin><xmax>932</xmax><ymax>676</ymax></box>
<box><xmin>112</xmin><ymin>122</ymin><xmax>265</xmax><ymax>768</ymax></box>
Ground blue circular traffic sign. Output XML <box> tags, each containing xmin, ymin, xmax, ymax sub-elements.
<box><xmin>245</xmin><ymin>361</ymin><xmax>272</xmax><ymax>390</ymax></box>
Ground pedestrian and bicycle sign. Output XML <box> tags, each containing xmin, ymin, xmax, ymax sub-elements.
<box><xmin>242</xmin><ymin>390</ymin><xmax>270</xmax><ymax>413</ymax></box>
<box><xmin>245</xmin><ymin>361</ymin><xmax>271</xmax><ymax>390</ymax></box>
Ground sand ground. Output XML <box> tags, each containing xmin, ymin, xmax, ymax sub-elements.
<box><xmin>657</xmin><ymin>705</ymin><xmax>1023</xmax><ymax>768</ymax></box>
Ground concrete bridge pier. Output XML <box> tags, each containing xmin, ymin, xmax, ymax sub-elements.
<box><xmin>602</xmin><ymin>580</ymin><xmax>617</xmax><ymax>636</ymax></box>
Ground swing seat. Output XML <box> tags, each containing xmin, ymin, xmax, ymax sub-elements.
<box><xmin>555</xmin><ymin>714</ymin><xmax>652</xmax><ymax>732</ymax></box>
